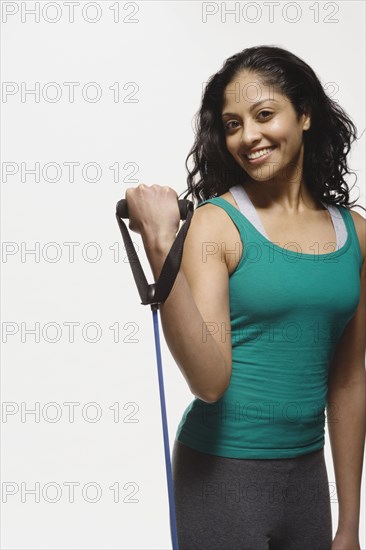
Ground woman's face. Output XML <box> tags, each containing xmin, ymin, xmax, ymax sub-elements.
<box><xmin>221</xmin><ymin>70</ymin><xmax>311</xmax><ymax>185</ymax></box>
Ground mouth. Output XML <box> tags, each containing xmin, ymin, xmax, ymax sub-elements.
<box><xmin>242</xmin><ymin>145</ymin><xmax>277</xmax><ymax>164</ymax></box>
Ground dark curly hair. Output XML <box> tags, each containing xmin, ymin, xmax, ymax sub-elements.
<box><xmin>178</xmin><ymin>45</ymin><xmax>365</xmax><ymax>214</ymax></box>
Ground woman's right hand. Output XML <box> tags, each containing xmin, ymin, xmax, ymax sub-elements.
<box><xmin>125</xmin><ymin>184</ymin><xmax>181</xmax><ymax>247</ymax></box>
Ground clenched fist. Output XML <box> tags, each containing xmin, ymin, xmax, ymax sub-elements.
<box><xmin>125</xmin><ymin>184</ymin><xmax>181</xmax><ymax>245</ymax></box>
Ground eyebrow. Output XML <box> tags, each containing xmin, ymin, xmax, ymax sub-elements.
<box><xmin>222</xmin><ymin>98</ymin><xmax>277</xmax><ymax>118</ymax></box>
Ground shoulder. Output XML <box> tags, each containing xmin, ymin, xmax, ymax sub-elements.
<box><xmin>192</xmin><ymin>195</ymin><xmax>242</xmax><ymax>275</ymax></box>
<box><xmin>349</xmin><ymin>208</ymin><xmax>366</xmax><ymax>264</ymax></box>
<box><xmin>194</xmin><ymin>193</ymin><xmax>242</xmax><ymax>240</ymax></box>
<box><xmin>194</xmin><ymin>194</ymin><xmax>236</xmax><ymax>225</ymax></box>
<box><xmin>190</xmin><ymin>198</ymin><xmax>232</xmax><ymax>248</ymax></box>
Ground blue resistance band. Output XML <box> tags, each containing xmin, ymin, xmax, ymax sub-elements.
<box><xmin>115</xmin><ymin>196</ymin><xmax>194</xmax><ymax>549</ymax></box>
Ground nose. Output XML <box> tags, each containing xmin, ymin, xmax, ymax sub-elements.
<box><xmin>239</xmin><ymin>118</ymin><xmax>262</xmax><ymax>149</ymax></box>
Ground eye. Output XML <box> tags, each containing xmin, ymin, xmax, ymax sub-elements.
<box><xmin>224</xmin><ymin>120</ymin><xmax>240</xmax><ymax>131</ymax></box>
<box><xmin>258</xmin><ymin>110</ymin><xmax>273</xmax><ymax>119</ymax></box>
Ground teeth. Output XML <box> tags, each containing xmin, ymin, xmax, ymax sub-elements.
<box><xmin>246</xmin><ymin>146</ymin><xmax>274</xmax><ymax>160</ymax></box>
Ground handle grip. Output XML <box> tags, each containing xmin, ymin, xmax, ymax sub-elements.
<box><xmin>116</xmin><ymin>198</ymin><xmax>193</xmax><ymax>221</ymax></box>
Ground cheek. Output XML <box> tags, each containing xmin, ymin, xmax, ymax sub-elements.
<box><xmin>225</xmin><ymin>136</ymin><xmax>238</xmax><ymax>155</ymax></box>
<box><xmin>269</xmin><ymin>116</ymin><xmax>304</xmax><ymax>146</ymax></box>
<box><xmin>267</xmin><ymin>119</ymin><xmax>288</xmax><ymax>142</ymax></box>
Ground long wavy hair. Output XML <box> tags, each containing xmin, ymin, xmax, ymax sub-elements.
<box><xmin>178</xmin><ymin>45</ymin><xmax>365</xmax><ymax>213</ymax></box>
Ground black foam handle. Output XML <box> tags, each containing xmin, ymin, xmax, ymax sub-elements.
<box><xmin>116</xmin><ymin>198</ymin><xmax>192</xmax><ymax>221</ymax></box>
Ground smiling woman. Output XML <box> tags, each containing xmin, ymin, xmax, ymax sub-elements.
<box><xmin>163</xmin><ymin>45</ymin><xmax>366</xmax><ymax>550</ymax></box>
<box><xmin>180</xmin><ymin>45</ymin><xmax>365</xmax><ymax>216</ymax></box>
<box><xmin>122</xmin><ymin>43</ymin><xmax>365</xmax><ymax>550</ymax></box>
<box><xmin>222</xmin><ymin>85</ymin><xmax>311</xmax><ymax>187</ymax></box>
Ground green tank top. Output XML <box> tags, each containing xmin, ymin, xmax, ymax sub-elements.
<box><xmin>176</xmin><ymin>197</ymin><xmax>363</xmax><ymax>458</ymax></box>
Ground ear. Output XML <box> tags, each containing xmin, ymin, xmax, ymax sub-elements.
<box><xmin>302</xmin><ymin>111</ymin><xmax>311</xmax><ymax>131</ymax></box>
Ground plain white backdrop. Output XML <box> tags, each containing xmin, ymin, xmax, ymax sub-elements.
<box><xmin>1</xmin><ymin>1</ymin><xmax>365</xmax><ymax>548</ymax></box>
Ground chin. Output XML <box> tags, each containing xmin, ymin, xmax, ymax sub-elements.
<box><xmin>251</xmin><ymin>169</ymin><xmax>284</xmax><ymax>184</ymax></box>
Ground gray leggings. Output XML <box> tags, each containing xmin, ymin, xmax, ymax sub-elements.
<box><xmin>172</xmin><ymin>438</ymin><xmax>333</xmax><ymax>550</ymax></box>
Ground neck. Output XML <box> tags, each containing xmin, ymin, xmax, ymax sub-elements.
<box><xmin>242</xmin><ymin>176</ymin><xmax>323</xmax><ymax>213</ymax></box>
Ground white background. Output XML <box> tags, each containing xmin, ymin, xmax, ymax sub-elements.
<box><xmin>1</xmin><ymin>1</ymin><xmax>365</xmax><ymax>548</ymax></box>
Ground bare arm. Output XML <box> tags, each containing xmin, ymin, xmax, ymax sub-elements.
<box><xmin>141</xmin><ymin>203</ymin><xmax>233</xmax><ymax>404</ymax></box>
<box><xmin>326</xmin><ymin>211</ymin><xmax>366</xmax><ymax>542</ymax></box>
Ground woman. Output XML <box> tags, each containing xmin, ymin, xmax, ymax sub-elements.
<box><xmin>125</xmin><ymin>45</ymin><xmax>365</xmax><ymax>549</ymax></box>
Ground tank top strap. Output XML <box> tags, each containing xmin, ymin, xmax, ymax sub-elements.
<box><xmin>320</xmin><ymin>203</ymin><xmax>347</xmax><ymax>249</ymax></box>
<box><xmin>336</xmin><ymin>205</ymin><xmax>363</xmax><ymax>267</ymax></box>
<box><xmin>228</xmin><ymin>184</ymin><xmax>271</xmax><ymax>240</ymax></box>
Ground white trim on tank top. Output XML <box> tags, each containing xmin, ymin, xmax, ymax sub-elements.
<box><xmin>228</xmin><ymin>184</ymin><xmax>347</xmax><ymax>250</ymax></box>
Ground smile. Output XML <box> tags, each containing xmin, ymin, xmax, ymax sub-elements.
<box><xmin>244</xmin><ymin>145</ymin><xmax>277</xmax><ymax>162</ymax></box>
